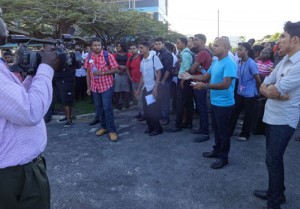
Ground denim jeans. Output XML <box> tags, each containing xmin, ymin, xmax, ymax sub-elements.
<box><xmin>92</xmin><ymin>87</ymin><xmax>116</xmax><ymax>133</ymax></box>
<box><xmin>194</xmin><ymin>89</ymin><xmax>209</xmax><ymax>135</ymax></box>
<box><xmin>158</xmin><ymin>82</ymin><xmax>171</xmax><ymax>122</ymax></box>
<box><xmin>211</xmin><ymin>104</ymin><xmax>234</xmax><ymax>160</ymax></box>
<box><xmin>265</xmin><ymin>124</ymin><xmax>295</xmax><ymax>209</ymax></box>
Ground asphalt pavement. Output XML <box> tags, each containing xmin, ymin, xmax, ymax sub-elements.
<box><xmin>45</xmin><ymin>106</ymin><xmax>300</xmax><ymax>209</ymax></box>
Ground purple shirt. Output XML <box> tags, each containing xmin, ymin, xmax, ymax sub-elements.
<box><xmin>0</xmin><ymin>60</ymin><xmax>54</xmax><ymax>168</ymax></box>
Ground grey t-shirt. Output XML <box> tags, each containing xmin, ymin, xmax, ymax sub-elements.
<box><xmin>263</xmin><ymin>50</ymin><xmax>300</xmax><ymax>128</ymax></box>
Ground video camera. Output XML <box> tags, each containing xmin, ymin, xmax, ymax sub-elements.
<box><xmin>8</xmin><ymin>34</ymin><xmax>83</xmax><ymax>75</ymax></box>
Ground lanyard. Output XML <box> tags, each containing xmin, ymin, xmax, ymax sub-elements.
<box><xmin>238</xmin><ymin>58</ymin><xmax>249</xmax><ymax>84</ymax></box>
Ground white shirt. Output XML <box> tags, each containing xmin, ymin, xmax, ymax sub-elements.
<box><xmin>140</xmin><ymin>54</ymin><xmax>163</xmax><ymax>92</ymax></box>
<box><xmin>263</xmin><ymin>50</ymin><xmax>300</xmax><ymax>128</ymax></box>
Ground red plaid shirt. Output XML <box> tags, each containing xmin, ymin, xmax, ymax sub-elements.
<box><xmin>84</xmin><ymin>50</ymin><xmax>119</xmax><ymax>93</ymax></box>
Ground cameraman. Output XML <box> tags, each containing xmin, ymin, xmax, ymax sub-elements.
<box><xmin>0</xmin><ymin>8</ymin><xmax>60</xmax><ymax>209</ymax></box>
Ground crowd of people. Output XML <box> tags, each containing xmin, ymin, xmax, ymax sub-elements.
<box><xmin>1</xmin><ymin>5</ymin><xmax>300</xmax><ymax>207</ymax></box>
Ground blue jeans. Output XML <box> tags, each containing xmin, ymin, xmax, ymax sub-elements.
<box><xmin>265</xmin><ymin>124</ymin><xmax>295</xmax><ymax>209</ymax></box>
<box><xmin>158</xmin><ymin>82</ymin><xmax>171</xmax><ymax>122</ymax></box>
<box><xmin>194</xmin><ymin>89</ymin><xmax>209</xmax><ymax>135</ymax></box>
<box><xmin>92</xmin><ymin>87</ymin><xmax>116</xmax><ymax>133</ymax></box>
<box><xmin>211</xmin><ymin>104</ymin><xmax>234</xmax><ymax>160</ymax></box>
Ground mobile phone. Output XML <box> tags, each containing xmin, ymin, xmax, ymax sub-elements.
<box><xmin>191</xmin><ymin>82</ymin><xmax>197</xmax><ymax>85</ymax></box>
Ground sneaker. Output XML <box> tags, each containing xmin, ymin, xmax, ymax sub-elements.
<box><xmin>159</xmin><ymin>119</ymin><xmax>169</xmax><ymax>125</ymax></box>
<box><xmin>237</xmin><ymin>136</ymin><xmax>247</xmax><ymax>141</ymax></box>
<box><xmin>57</xmin><ymin>117</ymin><xmax>67</xmax><ymax>123</ymax></box>
<box><xmin>64</xmin><ymin>121</ymin><xmax>72</xmax><ymax>127</ymax></box>
<box><xmin>96</xmin><ymin>128</ymin><xmax>108</xmax><ymax>136</ymax></box>
<box><xmin>109</xmin><ymin>132</ymin><xmax>118</xmax><ymax>141</ymax></box>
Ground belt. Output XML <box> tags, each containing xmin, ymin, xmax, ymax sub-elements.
<box><xmin>31</xmin><ymin>155</ymin><xmax>43</xmax><ymax>163</ymax></box>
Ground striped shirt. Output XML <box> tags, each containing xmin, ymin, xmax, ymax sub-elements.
<box><xmin>0</xmin><ymin>61</ymin><xmax>54</xmax><ymax>168</ymax></box>
<box><xmin>84</xmin><ymin>50</ymin><xmax>119</xmax><ymax>93</ymax></box>
<box><xmin>257</xmin><ymin>59</ymin><xmax>274</xmax><ymax>76</ymax></box>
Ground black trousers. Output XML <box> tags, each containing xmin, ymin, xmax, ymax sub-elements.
<box><xmin>0</xmin><ymin>157</ymin><xmax>50</xmax><ymax>209</ymax></box>
<box><xmin>175</xmin><ymin>79</ymin><xmax>194</xmax><ymax>127</ymax></box>
<box><xmin>229</xmin><ymin>94</ymin><xmax>257</xmax><ymax>138</ymax></box>
<box><xmin>142</xmin><ymin>88</ymin><xmax>162</xmax><ymax>132</ymax></box>
<box><xmin>75</xmin><ymin>76</ymin><xmax>87</xmax><ymax>100</ymax></box>
<box><xmin>211</xmin><ymin>104</ymin><xmax>234</xmax><ymax>160</ymax></box>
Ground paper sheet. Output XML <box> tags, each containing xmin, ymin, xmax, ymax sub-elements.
<box><xmin>145</xmin><ymin>94</ymin><xmax>156</xmax><ymax>105</ymax></box>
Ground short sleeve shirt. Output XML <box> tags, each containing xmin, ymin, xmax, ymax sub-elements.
<box><xmin>237</xmin><ymin>58</ymin><xmax>259</xmax><ymax>97</ymax></box>
<box><xmin>126</xmin><ymin>55</ymin><xmax>142</xmax><ymax>83</ymax></box>
<box><xmin>179</xmin><ymin>47</ymin><xmax>193</xmax><ymax>75</ymax></box>
<box><xmin>140</xmin><ymin>54</ymin><xmax>163</xmax><ymax>92</ymax></box>
<box><xmin>195</xmin><ymin>49</ymin><xmax>212</xmax><ymax>74</ymax></box>
<box><xmin>208</xmin><ymin>56</ymin><xmax>237</xmax><ymax>107</ymax></box>
<box><xmin>84</xmin><ymin>50</ymin><xmax>119</xmax><ymax>93</ymax></box>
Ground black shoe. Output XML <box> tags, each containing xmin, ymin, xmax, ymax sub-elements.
<box><xmin>89</xmin><ymin>119</ymin><xmax>100</xmax><ymax>126</ymax></box>
<box><xmin>64</xmin><ymin>121</ymin><xmax>73</xmax><ymax>128</ymax></box>
<box><xmin>181</xmin><ymin>123</ymin><xmax>192</xmax><ymax>129</ymax></box>
<box><xmin>210</xmin><ymin>158</ymin><xmax>228</xmax><ymax>169</ymax></box>
<box><xmin>166</xmin><ymin>127</ymin><xmax>182</xmax><ymax>132</ymax></box>
<box><xmin>202</xmin><ymin>151</ymin><xmax>219</xmax><ymax>158</ymax></box>
<box><xmin>134</xmin><ymin>113</ymin><xmax>141</xmax><ymax>119</ymax></box>
<box><xmin>144</xmin><ymin>129</ymin><xmax>152</xmax><ymax>134</ymax></box>
<box><xmin>253</xmin><ymin>190</ymin><xmax>286</xmax><ymax>204</ymax></box>
<box><xmin>149</xmin><ymin>130</ymin><xmax>163</xmax><ymax>136</ymax></box>
<box><xmin>191</xmin><ymin>129</ymin><xmax>203</xmax><ymax>134</ymax></box>
<box><xmin>44</xmin><ymin>117</ymin><xmax>51</xmax><ymax>123</ymax></box>
<box><xmin>193</xmin><ymin>135</ymin><xmax>209</xmax><ymax>142</ymax></box>
<box><xmin>138</xmin><ymin>116</ymin><xmax>146</xmax><ymax>121</ymax></box>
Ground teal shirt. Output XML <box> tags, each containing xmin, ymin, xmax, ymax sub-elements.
<box><xmin>179</xmin><ymin>47</ymin><xmax>193</xmax><ymax>75</ymax></box>
<box><xmin>208</xmin><ymin>55</ymin><xmax>236</xmax><ymax>107</ymax></box>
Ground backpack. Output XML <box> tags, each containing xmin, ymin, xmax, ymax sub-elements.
<box><xmin>87</xmin><ymin>50</ymin><xmax>110</xmax><ymax>67</ymax></box>
<box><xmin>184</xmin><ymin>50</ymin><xmax>196</xmax><ymax>64</ymax></box>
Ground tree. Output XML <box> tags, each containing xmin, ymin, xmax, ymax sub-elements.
<box><xmin>1</xmin><ymin>0</ymin><xmax>90</xmax><ymax>38</ymax></box>
<box><xmin>1</xmin><ymin>0</ymin><xmax>182</xmax><ymax>45</ymax></box>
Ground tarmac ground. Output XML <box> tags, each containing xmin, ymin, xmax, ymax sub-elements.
<box><xmin>45</xmin><ymin>106</ymin><xmax>300</xmax><ymax>209</ymax></box>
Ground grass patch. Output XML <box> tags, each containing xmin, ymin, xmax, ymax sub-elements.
<box><xmin>73</xmin><ymin>99</ymin><xmax>95</xmax><ymax>115</ymax></box>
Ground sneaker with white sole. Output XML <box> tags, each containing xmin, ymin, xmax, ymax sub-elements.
<box><xmin>57</xmin><ymin>117</ymin><xmax>67</xmax><ymax>123</ymax></box>
<box><xmin>237</xmin><ymin>136</ymin><xmax>247</xmax><ymax>141</ymax></box>
<box><xmin>64</xmin><ymin>121</ymin><xmax>72</xmax><ymax>127</ymax></box>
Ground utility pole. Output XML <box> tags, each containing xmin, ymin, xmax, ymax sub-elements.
<box><xmin>218</xmin><ymin>10</ymin><xmax>220</xmax><ymax>38</ymax></box>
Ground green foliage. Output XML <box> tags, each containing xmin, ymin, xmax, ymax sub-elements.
<box><xmin>1</xmin><ymin>0</ymin><xmax>182</xmax><ymax>44</ymax></box>
<box><xmin>269</xmin><ymin>32</ymin><xmax>281</xmax><ymax>42</ymax></box>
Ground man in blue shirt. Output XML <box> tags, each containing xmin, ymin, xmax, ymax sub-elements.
<box><xmin>181</xmin><ymin>37</ymin><xmax>236</xmax><ymax>169</ymax></box>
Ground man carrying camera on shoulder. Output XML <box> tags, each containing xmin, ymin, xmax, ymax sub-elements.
<box><xmin>0</xmin><ymin>7</ymin><xmax>60</xmax><ymax>209</ymax></box>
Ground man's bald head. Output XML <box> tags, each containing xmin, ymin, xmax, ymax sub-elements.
<box><xmin>211</xmin><ymin>37</ymin><xmax>230</xmax><ymax>59</ymax></box>
<box><xmin>216</xmin><ymin>37</ymin><xmax>231</xmax><ymax>50</ymax></box>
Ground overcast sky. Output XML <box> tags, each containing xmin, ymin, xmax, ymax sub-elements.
<box><xmin>168</xmin><ymin>0</ymin><xmax>299</xmax><ymax>42</ymax></box>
